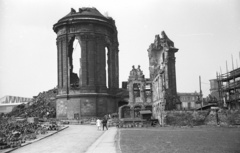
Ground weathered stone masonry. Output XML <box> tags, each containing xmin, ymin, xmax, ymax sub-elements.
<box><xmin>149</xmin><ymin>32</ymin><xmax>180</xmax><ymax>123</ymax></box>
<box><xmin>53</xmin><ymin>8</ymin><xmax>119</xmax><ymax>119</ymax></box>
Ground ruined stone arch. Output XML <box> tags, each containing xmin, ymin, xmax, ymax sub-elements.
<box><xmin>133</xmin><ymin>105</ymin><xmax>141</xmax><ymax>118</ymax></box>
<box><xmin>120</xmin><ymin>105</ymin><xmax>131</xmax><ymax>118</ymax></box>
<box><xmin>66</xmin><ymin>35</ymin><xmax>83</xmax><ymax>88</ymax></box>
<box><xmin>105</xmin><ymin>35</ymin><xmax>112</xmax><ymax>46</ymax></box>
<box><xmin>118</xmin><ymin>100</ymin><xmax>128</xmax><ymax>108</ymax></box>
<box><xmin>54</xmin><ymin>7</ymin><xmax>119</xmax><ymax>119</ymax></box>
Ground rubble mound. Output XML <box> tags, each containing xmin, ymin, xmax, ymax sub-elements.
<box><xmin>7</xmin><ymin>88</ymin><xmax>58</xmax><ymax>118</ymax></box>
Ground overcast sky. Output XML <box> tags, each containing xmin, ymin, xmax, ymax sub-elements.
<box><xmin>0</xmin><ymin>0</ymin><xmax>240</xmax><ymax>98</ymax></box>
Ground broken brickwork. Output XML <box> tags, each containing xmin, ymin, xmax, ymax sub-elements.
<box><xmin>118</xmin><ymin>65</ymin><xmax>152</xmax><ymax>119</ymax></box>
<box><xmin>148</xmin><ymin>31</ymin><xmax>180</xmax><ymax>123</ymax></box>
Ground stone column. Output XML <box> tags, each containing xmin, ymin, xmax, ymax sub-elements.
<box><xmin>62</xmin><ymin>36</ymin><xmax>68</xmax><ymax>94</ymax></box>
<box><xmin>87</xmin><ymin>35</ymin><xmax>96</xmax><ymax>88</ymax></box>
<box><xmin>110</xmin><ymin>48</ymin><xmax>115</xmax><ymax>89</ymax></box>
<box><xmin>96</xmin><ymin>36</ymin><xmax>107</xmax><ymax>91</ymax></box>
<box><xmin>116</xmin><ymin>50</ymin><xmax>119</xmax><ymax>88</ymax></box>
<box><xmin>140</xmin><ymin>82</ymin><xmax>146</xmax><ymax>103</ymax></box>
<box><xmin>79</xmin><ymin>34</ymin><xmax>102</xmax><ymax>92</ymax></box>
<box><xmin>170</xmin><ymin>51</ymin><xmax>177</xmax><ymax>95</ymax></box>
<box><xmin>108</xmin><ymin>46</ymin><xmax>112</xmax><ymax>90</ymax></box>
<box><xmin>79</xmin><ymin>35</ymin><xmax>88</xmax><ymax>89</ymax></box>
<box><xmin>164</xmin><ymin>50</ymin><xmax>169</xmax><ymax>90</ymax></box>
<box><xmin>112</xmin><ymin>46</ymin><xmax>119</xmax><ymax>90</ymax></box>
<box><xmin>77</xmin><ymin>37</ymin><xmax>83</xmax><ymax>87</ymax></box>
<box><xmin>164</xmin><ymin>48</ymin><xmax>178</xmax><ymax>110</ymax></box>
<box><xmin>57</xmin><ymin>39</ymin><xmax>62</xmax><ymax>89</ymax></box>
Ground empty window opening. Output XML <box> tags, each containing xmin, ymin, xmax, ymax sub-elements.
<box><xmin>122</xmin><ymin>106</ymin><xmax>131</xmax><ymax>118</ymax></box>
<box><xmin>70</xmin><ymin>38</ymin><xmax>81</xmax><ymax>87</ymax></box>
<box><xmin>105</xmin><ymin>47</ymin><xmax>109</xmax><ymax>88</ymax></box>
<box><xmin>134</xmin><ymin>106</ymin><xmax>141</xmax><ymax>118</ymax></box>
<box><xmin>72</xmin><ymin>39</ymin><xmax>81</xmax><ymax>77</ymax></box>
<box><xmin>133</xmin><ymin>83</ymin><xmax>140</xmax><ymax>97</ymax></box>
<box><xmin>162</xmin><ymin>52</ymin><xmax>165</xmax><ymax>63</ymax></box>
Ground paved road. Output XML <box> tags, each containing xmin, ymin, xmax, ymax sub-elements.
<box><xmin>11</xmin><ymin>125</ymin><xmax>105</xmax><ymax>153</ymax></box>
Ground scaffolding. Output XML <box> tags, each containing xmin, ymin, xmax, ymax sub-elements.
<box><xmin>217</xmin><ymin>67</ymin><xmax>240</xmax><ymax>110</ymax></box>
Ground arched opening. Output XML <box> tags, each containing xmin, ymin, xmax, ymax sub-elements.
<box><xmin>122</xmin><ymin>106</ymin><xmax>131</xmax><ymax>118</ymax></box>
<box><xmin>68</xmin><ymin>37</ymin><xmax>81</xmax><ymax>88</ymax></box>
<box><xmin>105</xmin><ymin>47</ymin><xmax>109</xmax><ymax>88</ymax></box>
<box><xmin>134</xmin><ymin>106</ymin><xmax>141</xmax><ymax>118</ymax></box>
<box><xmin>72</xmin><ymin>39</ymin><xmax>81</xmax><ymax>78</ymax></box>
<box><xmin>118</xmin><ymin>100</ymin><xmax>128</xmax><ymax>108</ymax></box>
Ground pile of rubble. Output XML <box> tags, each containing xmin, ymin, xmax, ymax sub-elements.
<box><xmin>7</xmin><ymin>88</ymin><xmax>58</xmax><ymax>118</ymax></box>
<box><xmin>0</xmin><ymin>119</ymin><xmax>37</xmax><ymax>149</ymax></box>
<box><xmin>0</xmin><ymin>117</ymin><xmax>61</xmax><ymax>150</ymax></box>
<box><xmin>0</xmin><ymin>88</ymin><xmax>62</xmax><ymax>150</ymax></box>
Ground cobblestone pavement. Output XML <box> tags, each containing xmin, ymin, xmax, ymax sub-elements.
<box><xmin>119</xmin><ymin>126</ymin><xmax>240</xmax><ymax>153</ymax></box>
<box><xmin>10</xmin><ymin>125</ymin><xmax>104</xmax><ymax>153</ymax></box>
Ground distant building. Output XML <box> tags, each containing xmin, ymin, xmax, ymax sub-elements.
<box><xmin>217</xmin><ymin>67</ymin><xmax>240</xmax><ymax>110</ymax></box>
<box><xmin>178</xmin><ymin>92</ymin><xmax>201</xmax><ymax>110</ymax></box>
<box><xmin>209</xmin><ymin>79</ymin><xmax>220</xmax><ymax>100</ymax></box>
<box><xmin>0</xmin><ymin>96</ymin><xmax>32</xmax><ymax>114</ymax></box>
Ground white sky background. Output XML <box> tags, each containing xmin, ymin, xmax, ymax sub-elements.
<box><xmin>0</xmin><ymin>0</ymin><xmax>240</xmax><ymax>98</ymax></box>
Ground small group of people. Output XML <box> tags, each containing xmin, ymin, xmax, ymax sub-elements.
<box><xmin>96</xmin><ymin>114</ymin><xmax>111</xmax><ymax>131</ymax></box>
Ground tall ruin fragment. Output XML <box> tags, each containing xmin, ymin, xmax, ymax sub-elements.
<box><xmin>118</xmin><ymin>32</ymin><xmax>180</xmax><ymax>123</ymax></box>
<box><xmin>53</xmin><ymin>7</ymin><xmax>119</xmax><ymax>119</ymax></box>
<box><xmin>148</xmin><ymin>31</ymin><xmax>180</xmax><ymax>112</ymax></box>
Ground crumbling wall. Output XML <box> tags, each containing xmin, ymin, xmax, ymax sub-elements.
<box><xmin>164</xmin><ymin>109</ymin><xmax>240</xmax><ymax>126</ymax></box>
<box><xmin>165</xmin><ymin>110</ymin><xmax>209</xmax><ymax>126</ymax></box>
<box><xmin>53</xmin><ymin>7</ymin><xmax>119</xmax><ymax>119</ymax></box>
<box><xmin>205</xmin><ymin>109</ymin><xmax>240</xmax><ymax>126</ymax></box>
<box><xmin>148</xmin><ymin>31</ymin><xmax>179</xmax><ymax>112</ymax></box>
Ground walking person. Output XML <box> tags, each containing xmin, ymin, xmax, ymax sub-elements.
<box><xmin>102</xmin><ymin>117</ymin><xmax>108</xmax><ymax>131</ymax></box>
<box><xmin>96</xmin><ymin>118</ymin><xmax>101</xmax><ymax>131</ymax></box>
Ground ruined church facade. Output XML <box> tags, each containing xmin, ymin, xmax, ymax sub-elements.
<box><xmin>53</xmin><ymin>7</ymin><xmax>119</xmax><ymax>119</ymax></box>
<box><xmin>149</xmin><ymin>32</ymin><xmax>180</xmax><ymax>120</ymax></box>
<box><xmin>118</xmin><ymin>32</ymin><xmax>180</xmax><ymax>121</ymax></box>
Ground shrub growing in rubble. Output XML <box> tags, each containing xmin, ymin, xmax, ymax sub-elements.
<box><xmin>165</xmin><ymin>111</ymin><xmax>209</xmax><ymax>126</ymax></box>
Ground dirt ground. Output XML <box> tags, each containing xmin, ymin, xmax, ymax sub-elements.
<box><xmin>118</xmin><ymin>126</ymin><xmax>240</xmax><ymax>153</ymax></box>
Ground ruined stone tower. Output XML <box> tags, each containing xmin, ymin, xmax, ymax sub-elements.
<box><xmin>53</xmin><ymin>7</ymin><xmax>119</xmax><ymax>119</ymax></box>
<box><xmin>148</xmin><ymin>31</ymin><xmax>180</xmax><ymax>110</ymax></box>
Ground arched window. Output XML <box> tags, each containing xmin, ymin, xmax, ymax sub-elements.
<box><xmin>69</xmin><ymin>37</ymin><xmax>81</xmax><ymax>88</ymax></box>
<box><xmin>72</xmin><ymin>39</ymin><xmax>81</xmax><ymax>78</ymax></box>
<box><xmin>122</xmin><ymin>106</ymin><xmax>131</xmax><ymax>118</ymax></box>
